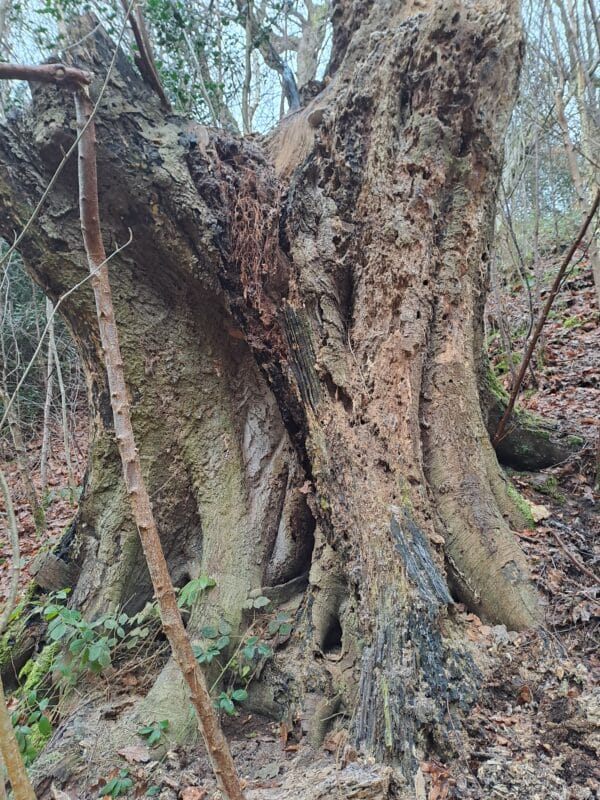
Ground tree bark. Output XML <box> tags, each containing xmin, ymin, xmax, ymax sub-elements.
<box><xmin>0</xmin><ymin>1</ymin><xmax>549</xmax><ymax>787</ymax></box>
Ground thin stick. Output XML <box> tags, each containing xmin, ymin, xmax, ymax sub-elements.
<box><xmin>0</xmin><ymin>675</ymin><xmax>36</xmax><ymax>800</ymax></box>
<box><xmin>73</xmin><ymin>85</ymin><xmax>244</xmax><ymax>800</ymax></box>
<box><xmin>493</xmin><ymin>190</ymin><xmax>600</xmax><ymax>445</ymax></box>
<box><xmin>0</xmin><ymin>467</ymin><xmax>35</xmax><ymax>800</ymax></box>
<box><xmin>550</xmin><ymin>529</ymin><xmax>598</xmax><ymax>584</ymax></box>
<box><xmin>0</xmin><ymin>468</ymin><xmax>20</xmax><ymax>635</ymax></box>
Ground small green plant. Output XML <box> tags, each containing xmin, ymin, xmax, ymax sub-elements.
<box><xmin>192</xmin><ymin>620</ymin><xmax>232</xmax><ymax>664</ymax></box>
<box><xmin>138</xmin><ymin>719</ymin><xmax>169</xmax><ymax>747</ymax></box>
<box><xmin>99</xmin><ymin>768</ymin><xmax>133</xmax><ymax>797</ymax></box>
<box><xmin>268</xmin><ymin>612</ymin><xmax>293</xmax><ymax>637</ymax></box>
<box><xmin>242</xmin><ymin>635</ymin><xmax>272</xmax><ymax>661</ymax></box>
<box><xmin>177</xmin><ymin>575</ymin><xmax>216</xmax><ymax>608</ymax></box>
<box><xmin>562</xmin><ymin>315</ymin><xmax>584</xmax><ymax>330</ymax></box>
<box><xmin>44</xmin><ymin>602</ymin><xmax>128</xmax><ymax>678</ymax></box>
<box><xmin>217</xmin><ymin>688</ymin><xmax>248</xmax><ymax>716</ymax></box>
<box><xmin>242</xmin><ymin>595</ymin><xmax>271</xmax><ymax>611</ymax></box>
<box><xmin>38</xmin><ymin>590</ymin><xmax>159</xmax><ymax>682</ymax></box>
<box><xmin>11</xmin><ymin>689</ymin><xmax>53</xmax><ymax>764</ymax></box>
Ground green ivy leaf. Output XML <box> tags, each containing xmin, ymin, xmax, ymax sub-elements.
<box><xmin>219</xmin><ymin>695</ymin><xmax>235</xmax><ymax>715</ymax></box>
<box><xmin>147</xmin><ymin>729</ymin><xmax>161</xmax><ymax>746</ymax></box>
<box><xmin>196</xmin><ymin>575</ymin><xmax>216</xmax><ymax>591</ymax></box>
<box><xmin>49</xmin><ymin>621</ymin><xmax>67</xmax><ymax>641</ymax></box>
<box><xmin>38</xmin><ymin>716</ymin><xmax>52</xmax><ymax>736</ymax></box>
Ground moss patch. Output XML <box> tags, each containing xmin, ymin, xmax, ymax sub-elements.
<box><xmin>18</xmin><ymin>642</ymin><xmax>60</xmax><ymax>692</ymax></box>
<box><xmin>534</xmin><ymin>476</ymin><xmax>566</xmax><ymax>505</ymax></box>
<box><xmin>506</xmin><ymin>483</ymin><xmax>534</xmax><ymax>527</ymax></box>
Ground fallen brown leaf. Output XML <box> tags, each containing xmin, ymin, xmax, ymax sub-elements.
<box><xmin>180</xmin><ymin>788</ymin><xmax>207</xmax><ymax>800</ymax></box>
<box><xmin>117</xmin><ymin>745</ymin><xmax>152</xmax><ymax>764</ymax></box>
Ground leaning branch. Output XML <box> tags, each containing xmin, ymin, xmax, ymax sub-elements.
<box><xmin>235</xmin><ymin>0</ymin><xmax>301</xmax><ymax>111</ymax></box>
<box><xmin>73</xmin><ymin>83</ymin><xmax>243</xmax><ymax>800</ymax></box>
<box><xmin>0</xmin><ymin>468</ymin><xmax>20</xmax><ymax>635</ymax></box>
<box><xmin>493</xmin><ymin>190</ymin><xmax>600</xmax><ymax>446</ymax></box>
<box><xmin>119</xmin><ymin>0</ymin><xmax>170</xmax><ymax>111</ymax></box>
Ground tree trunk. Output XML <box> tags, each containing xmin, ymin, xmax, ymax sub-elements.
<box><xmin>0</xmin><ymin>0</ymin><xmax>546</xmax><ymax>787</ymax></box>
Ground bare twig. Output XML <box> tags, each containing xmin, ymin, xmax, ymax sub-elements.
<box><xmin>493</xmin><ymin>190</ymin><xmax>600</xmax><ymax>445</ymax></box>
<box><xmin>0</xmin><ymin>468</ymin><xmax>20</xmax><ymax>635</ymax></box>
<box><xmin>550</xmin><ymin>528</ymin><xmax>599</xmax><ymax>584</ymax></box>
<box><xmin>73</xmin><ymin>81</ymin><xmax>244</xmax><ymax>800</ymax></box>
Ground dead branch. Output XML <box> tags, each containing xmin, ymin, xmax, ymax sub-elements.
<box><xmin>118</xmin><ymin>0</ymin><xmax>170</xmax><ymax>111</ymax></box>
<box><xmin>550</xmin><ymin>528</ymin><xmax>599</xmax><ymax>584</ymax></box>
<box><xmin>0</xmin><ymin>61</ymin><xmax>90</xmax><ymax>85</ymax></box>
<box><xmin>73</xmin><ymin>82</ymin><xmax>242</xmax><ymax>799</ymax></box>
<box><xmin>0</xmin><ymin>468</ymin><xmax>20</xmax><ymax>635</ymax></box>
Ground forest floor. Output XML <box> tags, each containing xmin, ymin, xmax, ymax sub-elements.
<box><xmin>0</xmin><ymin>255</ymin><xmax>598</xmax><ymax>799</ymax></box>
